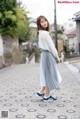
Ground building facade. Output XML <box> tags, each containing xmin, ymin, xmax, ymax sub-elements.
<box><xmin>74</xmin><ymin>11</ymin><xmax>80</xmax><ymax>54</ymax></box>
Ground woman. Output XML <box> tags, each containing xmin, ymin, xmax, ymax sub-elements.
<box><xmin>36</xmin><ymin>15</ymin><xmax>62</xmax><ymax>101</ymax></box>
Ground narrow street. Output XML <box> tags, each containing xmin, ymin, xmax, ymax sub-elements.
<box><xmin>0</xmin><ymin>62</ymin><xmax>80</xmax><ymax>119</ymax></box>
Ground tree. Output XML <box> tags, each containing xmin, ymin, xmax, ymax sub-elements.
<box><xmin>0</xmin><ymin>0</ymin><xmax>30</xmax><ymax>43</ymax></box>
<box><xmin>0</xmin><ymin>0</ymin><xmax>16</xmax><ymax>12</ymax></box>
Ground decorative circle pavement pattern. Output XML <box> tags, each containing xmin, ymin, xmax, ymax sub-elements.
<box><xmin>0</xmin><ymin>63</ymin><xmax>80</xmax><ymax>119</ymax></box>
<box><xmin>31</xmin><ymin>99</ymin><xmax>39</xmax><ymax>102</ymax></box>
<box><xmin>15</xmin><ymin>114</ymin><xmax>25</xmax><ymax>118</ymax></box>
<box><xmin>10</xmin><ymin>96</ymin><xmax>17</xmax><ymax>98</ymax></box>
<box><xmin>58</xmin><ymin>115</ymin><xmax>68</xmax><ymax>119</ymax></box>
<box><xmin>74</xmin><ymin>105</ymin><xmax>80</xmax><ymax>108</ymax></box>
<box><xmin>66</xmin><ymin>109</ymin><xmax>75</xmax><ymax>113</ymax></box>
<box><xmin>57</xmin><ymin>104</ymin><xmax>65</xmax><ymax>107</ymax></box>
<box><xmin>39</xmin><ymin>104</ymin><xmax>47</xmax><ymax>107</ymax></box>
<box><xmin>63</xmin><ymin>100</ymin><xmax>71</xmax><ymax>103</ymax></box>
<box><xmin>9</xmin><ymin>108</ymin><xmax>18</xmax><ymax>112</ymax></box>
<box><xmin>36</xmin><ymin>114</ymin><xmax>46</xmax><ymax>119</ymax></box>
<box><xmin>47</xmin><ymin>109</ymin><xmax>56</xmax><ymax>113</ymax></box>
<box><xmin>4</xmin><ymin>103</ymin><xmax>12</xmax><ymax>106</ymax></box>
<box><xmin>21</xmin><ymin>103</ymin><xmax>29</xmax><ymax>107</ymax></box>
<box><xmin>28</xmin><ymin>109</ymin><xmax>37</xmax><ymax>112</ymax></box>
<box><xmin>0</xmin><ymin>99</ymin><xmax>7</xmax><ymax>102</ymax></box>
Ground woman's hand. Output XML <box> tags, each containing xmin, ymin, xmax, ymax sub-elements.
<box><xmin>56</xmin><ymin>61</ymin><xmax>59</xmax><ymax>64</ymax></box>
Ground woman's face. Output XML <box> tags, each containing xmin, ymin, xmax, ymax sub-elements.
<box><xmin>40</xmin><ymin>18</ymin><xmax>48</xmax><ymax>29</ymax></box>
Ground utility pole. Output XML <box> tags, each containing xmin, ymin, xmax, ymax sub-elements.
<box><xmin>54</xmin><ymin>0</ymin><xmax>58</xmax><ymax>50</ymax></box>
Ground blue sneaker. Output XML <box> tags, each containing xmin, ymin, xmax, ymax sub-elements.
<box><xmin>36</xmin><ymin>92</ymin><xmax>44</xmax><ymax>99</ymax></box>
<box><xmin>43</xmin><ymin>96</ymin><xmax>57</xmax><ymax>101</ymax></box>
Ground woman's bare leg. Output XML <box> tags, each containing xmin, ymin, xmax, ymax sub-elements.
<box><xmin>40</xmin><ymin>87</ymin><xmax>45</xmax><ymax>94</ymax></box>
<box><xmin>44</xmin><ymin>86</ymin><xmax>50</xmax><ymax>97</ymax></box>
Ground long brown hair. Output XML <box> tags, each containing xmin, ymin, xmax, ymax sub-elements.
<box><xmin>37</xmin><ymin>15</ymin><xmax>49</xmax><ymax>36</ymax></box>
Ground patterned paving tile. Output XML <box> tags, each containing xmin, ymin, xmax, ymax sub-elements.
<box><xmin>0</xmin><ymin>63</ymin><xmax>80</xmax><ymax>119</ymax></box>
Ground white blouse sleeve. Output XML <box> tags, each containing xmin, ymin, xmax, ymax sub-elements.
<box><xmin>43</xmin><ymin>32</ymin><xmax>60</xmax><ymax>62</ymax></box>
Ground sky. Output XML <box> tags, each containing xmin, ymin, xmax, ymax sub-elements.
<box><xmin>17</xmin><ymin>0</ymin><xmax>80</xmax><ymax>25</ymax></box>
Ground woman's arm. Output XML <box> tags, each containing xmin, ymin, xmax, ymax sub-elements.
<box><xmin>43</xmin><ymin>32</ymin><xmax>60</xmax><ymax>62</ymax></box>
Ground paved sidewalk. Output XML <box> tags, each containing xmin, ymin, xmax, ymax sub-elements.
<box><xmin>66</xmin><ymin>56</ymin><xmax>80</xmax><ymax>71</ymax></box>
<box><xmin>0</xmin><ymin>63</ymin><xmax>80</xmax><ymax>119</ymax></box>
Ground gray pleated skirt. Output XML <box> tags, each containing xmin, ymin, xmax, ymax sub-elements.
<box><xmin>40</xmin><ymin>50</ymin><xmax>59</xmax><ymax>90</ymax></box>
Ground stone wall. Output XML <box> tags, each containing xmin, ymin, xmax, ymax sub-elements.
<box><xmin>2</xmin><ymin>35</ymin><xmax>24</xmax><ymax>65</ymax></box>
<box><xmin>2</xmin><ymin>35</ymin><xmax>17</xmax><ymax>65</ymax></box>
<box><xmin>0</xmin><ymin>35</ymin><xmax>26</xmax><ymax>68</ymax></box>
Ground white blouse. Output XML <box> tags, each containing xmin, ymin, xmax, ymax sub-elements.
<box><xmin>38</xmin><ymin>30</ymin><xmax>60</xmax><ymax>62</ymax></box>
